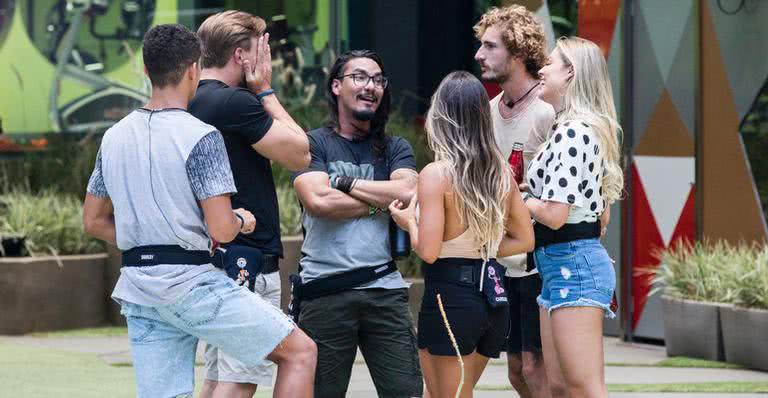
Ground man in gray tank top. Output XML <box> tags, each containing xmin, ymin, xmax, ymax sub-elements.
<box><xmin>82</xmin><ymin>24</ymin><xmax>316</xmax><ymax>398</ymax></box>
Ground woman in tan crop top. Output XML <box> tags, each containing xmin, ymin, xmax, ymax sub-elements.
<box><xmin>390</xmin><ymin>71</ymin><xmax>533</xmax><ymax>398</ymax></box>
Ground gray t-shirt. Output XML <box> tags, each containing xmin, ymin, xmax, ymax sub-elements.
<box><xmin>295</xmin><ymin>127</ymin><xmax>416</xmax><ymax>289</ymax></box>
<box><xmin>87</xmin><ymin>108</ymin><xmax>237</xmax><ymax>306</ymax></box>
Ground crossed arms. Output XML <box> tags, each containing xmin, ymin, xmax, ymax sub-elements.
<box><xmin>293</xmin><ymin>168</ymin><xmax>418</xmax><ymax>220</ymax></box>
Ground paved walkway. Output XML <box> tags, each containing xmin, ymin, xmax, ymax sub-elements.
<box><xmin>1</xmin><ymin>335</ymin><xmax>767</xmax><ymax>397</ymax></box>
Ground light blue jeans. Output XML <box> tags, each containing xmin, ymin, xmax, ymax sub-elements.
<box><xmin>121</xmin><ymin>271</ymin><xmax>294</xmax><ymax>398</ymax></box>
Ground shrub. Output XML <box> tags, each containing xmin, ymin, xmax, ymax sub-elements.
<box><xmin>653</xmin><ymin>240</ymin><xmax>768</xmax><ymax>309</ymax></box>
<box><xmin>0</xmin><ymin>190</ymin><xmax>104</xmax><ymax>256</ymax></box>
<box><xmin>277</xmin><ymin>184</ymin><xmax>302</xmax><ymax>236</ymax></box>
<box><xmin>733</xmin><ymin>246</ymin><xmax>768</xmax><ymax>310</ymax></box>
<box><xmin>0</xmin><ymin>136</ymin><xmax>99</xmax><ymax>199</ymax></box>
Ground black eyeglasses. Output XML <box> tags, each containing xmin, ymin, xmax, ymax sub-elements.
<box><xmin>339</xmin><ymin>73</ymin><xmax>388</xmax><ymax>89</ymax></box>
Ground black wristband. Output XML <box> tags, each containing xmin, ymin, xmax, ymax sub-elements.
<box><xmin>336</xmin><ymin>176</ymin><xmax>355</xmax><ymax>194</ymax></box>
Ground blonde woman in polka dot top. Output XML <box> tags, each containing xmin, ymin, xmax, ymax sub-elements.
<box><xmin>523</xmin><ymin>37</ymin><xmax>623</xmax><ymax>398</ymax></box>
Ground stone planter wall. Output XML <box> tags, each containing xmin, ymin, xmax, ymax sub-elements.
<box><xmin>106</xmin><ymin>245</ymin><xmax>124</xmax><ymax>326</ymax></box>
<box><xmin>661</xmin><ymin>295</ymin><xmax>726</xmax><ymax>361</ymax></box>
<box><xmin>0</xmin><ymin>253</ymin><xmax>109</xmax><ymax>334</ymax></box>
<box><xmin>721</xmin><ymin>305</ymin><xmax>768</xmax><ymax>371</ymax></box>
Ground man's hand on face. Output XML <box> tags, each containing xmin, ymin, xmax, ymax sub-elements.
<box><xmin>242</xmin><ymin>33</ymin><xmax>273</xmax><ymax>94</ymax></box>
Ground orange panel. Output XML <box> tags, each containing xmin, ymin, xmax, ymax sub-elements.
<box><xmin>578</xmin><ymin>0</ymin><xmax>621</xmax><ymax>57</ymax></box>
<box><xmin>635</xmin><ymin>89</ymin><xmax>694</xmax><ymax>157</ymax></box>
<box><xmin>700</xmin><ymin>1</ymin><xmax>767</xmax><ymax>243</ymax></box>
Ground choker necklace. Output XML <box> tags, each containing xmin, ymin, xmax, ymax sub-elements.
<box><xmin>503</xmin><ymin>82</ymin><xmax>539</xmax><ymax>109</ymax></box>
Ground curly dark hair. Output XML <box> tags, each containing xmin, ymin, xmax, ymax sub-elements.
<box><xmin>326</xmin><ymin>50</ymin><xmax>392</xmax><ymax>160</ymax></box>
<box><xmin>142</xmin><ymin>24</ymin><xmax>202</xmax><ymax>88</ymax></box>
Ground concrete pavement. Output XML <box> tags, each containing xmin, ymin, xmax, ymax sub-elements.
<box><xmin>1</xmin><ymin>335</ymin><xmax>766</xmax><ymax>397</ymax></box>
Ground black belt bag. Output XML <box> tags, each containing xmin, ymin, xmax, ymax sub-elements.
<box><xmin>288</xmin><ymin>261</ymin><xmax>398</xmax><ymax>322</ymax></box>
<box><xmin>212</xmin><ymin>245</ymin><xmax>279</xmax><ymax>292</ymax></box>
<box><xmin>427</xmin><ymin>258</ymin><xmax>509</xmax><ymax>308</ymax></box>
<box><xmin>525</xmin><ymin>221</ymin><xmax>601</xmax><ymax>272</ymax></box>
<box><xmin>122</xmin><ymin>245</ymin><xmax>279</xmax><ymax>293</ymax></box>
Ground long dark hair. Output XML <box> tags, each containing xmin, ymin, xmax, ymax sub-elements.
<box><xmin>326</xmin><ymin>50</ymin><xmax>392</xmax><ymax>160</ymax></box>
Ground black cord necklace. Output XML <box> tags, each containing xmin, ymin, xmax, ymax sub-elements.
<box><xmin>503</xmin><ymin>82</ymin><xmax>539</xmax><ymax>109</ymax></box>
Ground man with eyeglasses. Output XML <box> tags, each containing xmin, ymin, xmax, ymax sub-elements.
<box><xmin>292</xmin><ymin>50</ymin><xmax>423</xmax><ymax>398</ymax></box>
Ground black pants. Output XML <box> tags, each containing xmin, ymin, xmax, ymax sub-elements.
<box><xmin>298</xmin><ymin>288</ymin><xmax>423</xmax><ymax>398</ymax></box>
<box><xmin>505</xmin><ymin>274</ymin><xmax>544</xmax><ymax>354</ymax></box>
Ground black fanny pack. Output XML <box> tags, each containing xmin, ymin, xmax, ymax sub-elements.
<box><xmin>288</xmin><ymin>261</ymin><xmax>398</xmax><ymax>322</ymax></box>
<box><xmin>122</xmin><ymin>245</ymin><xmax>278</xmax><ymax>293</ymax></box>
<box><xmin>525</xmin><ymin>221</ymin><xmax>601</xmax><ymax>272</ymax></box>
<box><xmin>426</xmin><ymin>258</ymin><xmax>509</xmax><ymax>308</ymax></box>
<box><xmin>212</xmin><ymin>245</ymin><xmax>277</xmax><ymax>292</ymax></box>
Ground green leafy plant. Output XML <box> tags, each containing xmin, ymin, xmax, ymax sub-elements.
<box><xmin>651</xmin><ymin>240</ymin><xmax>739</xmax><ymax>303</ymax></box>
<box><xmin>732</xmin><ymin>245</ymin><xmax>768</xmax><ymax>309</ymax></box>
<box><xmin>276</xmin><ymin>184</ymin><xmax>302</xmax><ymax>236</ymax></box>
<box><xmin>0</xmin><ymin>190</ymin><xmax>104</xmax><ymax>256</ymax></box>
<box><xmin>0</xmin><ymin>136</ymin><xmax>100</xmax><ymax>198</ymax></box>
<box><xmin>652</xmin><ymin>240</ymin><xmax>768</xmax><ymax>309</ymax></box>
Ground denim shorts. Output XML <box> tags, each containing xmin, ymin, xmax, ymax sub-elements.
<box><xmin>204</xmin><ymin>271</ymin><xmax>282</xmax><ymax>386</ymax></box>
<box><xmin>121</xmin><ymin>270</ymin><xmax>294</xmax><ymax>398</ymax></box>
<box><xmin>535</xmin><ymin>238</ymin><xmax>616</xmax><ymax>318</ymax></box>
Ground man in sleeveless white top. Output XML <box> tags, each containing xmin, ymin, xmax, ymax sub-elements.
<box><xmin>475</xmin><ymin>6</ymin><xmax>556</xmax><ymax>398</ymax></box>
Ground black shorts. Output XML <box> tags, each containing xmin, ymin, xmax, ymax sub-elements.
<box><xmin>418</xmin><ymin>263</ymin><xmax>510</xmax><ymax>358</ymax></box>
<box><xmin>505</xmin><ymin>273</ymin><xmax>543</xmax><ymax>354</ymax></box>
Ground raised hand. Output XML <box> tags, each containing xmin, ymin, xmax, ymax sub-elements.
<box><xmin>242</xmin><ymin>33</ymin><xmax>273</xmax><ymax>94</ymax></box>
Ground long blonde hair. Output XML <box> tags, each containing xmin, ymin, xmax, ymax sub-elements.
<box><xmin>555</xmin><ymin>37</ymin><xmax>624</xmax><ymax>204</ymax></box>
<box><xmin>425</xmin><ymin>71</ymin><xmax>511</xmax><ymax>252</ymax></box>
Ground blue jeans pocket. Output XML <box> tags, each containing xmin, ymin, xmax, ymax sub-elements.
<box><xmin>541</xmin><ymin>242</ymin><xmax>576</xmax><ymax>261</ymax></box>
<box><xmin>582</xmin><ymin>249</ymin><xmax>615</xmax><ymax>295</ymax></box>
<box><xmin>172</xmin><ymin>283</ymin><xmax>224</xmax><ymax>328</ymax></box>
<box><xmin>126</xmin><ymin>316</ymin><xmax>156</xmax><ymax>343</ymax></box>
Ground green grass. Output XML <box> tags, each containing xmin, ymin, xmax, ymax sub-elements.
<box><xmin>476</xmin><ymin>382</ymin><xmax>768</xmax><ymax>393</ymax></box>
<box><xmin>0</xmin><ymin>343</ymin><xmax>138</xmax><ymax>397</ymax></box>
<box><xmin>653</xmin><ymin>357</ymin><xmax>743</xmax><ymax>369</ymax></box>
<box><xmin>29</xmin><ymin>326</ymin><xmax>128</xmax><ymax>338</ymax></box>
<box><xmin>607</xmin><ymin>382</ymin><xmax>768</xmax><ymax>393</ymax></box>
<box><xmin>486</xmin><ymin>356</ymin><xmax>742</xmax><ymax>369</ymax></box>
<box><xmin>604</xmin><ymin>357</ymin><xmax>742</xmax><ymax>369</ymax></box>
<box><xmin>0</xmin><ymin>343</ymin><xmax>273</xmax><ymax>397</ymax></box>
<box><xmin>109</xmin><ymin>361</ymin><xmax>204</xmax><ymax>368</ymax></box>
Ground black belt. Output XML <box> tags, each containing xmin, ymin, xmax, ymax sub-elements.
<box><xmin>423</xmin><ymin>258</ymin><xmax>487</xmax><ymax>285</ymax></box>
<box><xmin>526</xmin><ymin>221</ymin><xmax>601</xmax><ymax>271</ymax></box>
<box><xmin>292</xmin><ymin>261</ymin><xmax>398</xmax><ymax>301</ymax></box>
<box><xmin>122</xmin><ymin>245</ymin><xmax>212</xmax><ymax>267</ymax></box>
<box><xmin>424</xmin><ymin>258</ymin><xmax>509</xmax><ymax>308</ymax></box>
<box><xmin>288</xmin><ymin>261</ymin><xmax>398</xmax><ymax>322</ymax></box>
